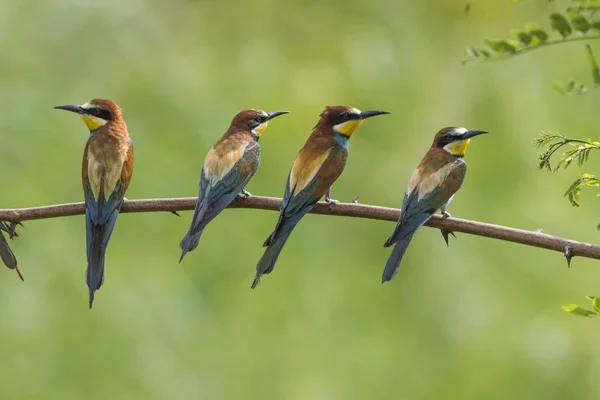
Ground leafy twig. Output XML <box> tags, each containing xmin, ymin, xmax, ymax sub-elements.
<box><xmin>563</xmin><ymin>295</ymin><xmax>600</xmax><ymax>317</ymax></box>
<box><xmin>464</xmin><ymin>8</ymin><xmax>600</xmax><ymax>65</ymax></box>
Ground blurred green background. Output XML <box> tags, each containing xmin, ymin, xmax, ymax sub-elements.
<box><xmin>1</xmin><ymin>0</ymin><xmax>600</xmax><ymax>398</ymax></box>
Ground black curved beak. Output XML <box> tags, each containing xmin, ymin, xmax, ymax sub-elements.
<box><xmin>463</xmin><ymin>129</ymin><xmax>488</xmax><ymax>139</ymax></box>
<box><xmin>359</xmin><ymin>110</ymin><xmax>391</xmax><ymax>120</ymax></box>
<box><xmin>267</xmin><ymin>110</ymin><xmax>290</xmax><ymax>120</ymax></box>
<box><xmin>54</xmin><ymin>104</ymin><xmax>85</xmax><ymax>114</ymax></box>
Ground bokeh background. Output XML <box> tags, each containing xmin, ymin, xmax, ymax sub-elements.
<box><xmin>1</xmin><ymin>0</ymin><xmax>599</xmax><ymax>398</ymax></box>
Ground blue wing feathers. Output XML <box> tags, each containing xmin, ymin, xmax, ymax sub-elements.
<box><xmin>253</xmin><ymin>231</ymin><xmax>292</xmax><ymax>288</ymax></box>
<box><xmin>265</xmin><ymin>176</ymin><xmax>323</xmax><ymax>246</ymax></box>
<box><xmin>382</xmin><ymin>233</ymin><xmax>416</xmax><ymax>282</ymax></box>
<box><xmin>0</xmin><ymin>230</ymin><xmax>17</xmax><ymax>271</ymax></box>
<box><xmin>85</xmin><ymin>180</ymin><xmax>124</xmax><ymax>308</ymax></box>
<box><xmin>179</xmin><ymin>144</ymin><xmax>259</xmax><ymax>261</ymax></box>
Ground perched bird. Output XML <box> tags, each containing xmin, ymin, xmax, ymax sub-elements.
<box><xmin>179</xmin><ymin>109</ymin><xmax>289</xmax><ymax>261</ymax></box>
<box><xmin>382</xmin><ymin>127</ymin><xmax>488</xmax><ymax>282</ymax></box>
<box><xmin>0</xmin><ymin>221</ymin><xmax>22</xmax><ymax>280</ymax></box>
<box><xmin>55</xmin><ymin>99</ymin><xmax>134</xmax><ymax>308</ymax></box>
<box><xmin>252</xmin><ymin>106</ymin><xmax>390</xmax><ymax>288</ymax></box>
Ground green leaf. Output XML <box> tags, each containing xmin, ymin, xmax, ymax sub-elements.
<box><xmin>553</xmin><ymin>81</ymin><xmax>567</xmax><ymax>94</ymax></box>
<box><xmin>565</xmin><ymin>181</ymin><xmax>582</xmax><ymax>206</ymax></box>
<box><xmin>553</xmin><ymin>79</ymin><xmax>588</xmax><ymax>95</ymax></box>
<box><xmin>525</xmin><ymin>22</ymin><xmax>540</xmax><ymax>31</ymax></box>
<box><xmin>585</xmin><ymin>179</ymin><xmax>600</xmax><ymax>186</ymax></box>
<box><xmin>562</xmin><ymin>303</ymin><xmax>598</xmax><ymax>317</ymax></box>
<box><xmin>593</xmin><ymin>297</ymin><xmax>600</xmax><ymax>312</ymax></box>
<box><xmin>586</xmin><ymin>44</ymin><xmax>600</xmax><ymax>85</ymax></box>
<box><xmin>464</xmin><ymin>47</ymin><xmax>491</xmax><ymax>63</ymax></box>
<box><xmin>466</xmin><ymin>47</ymin><xmax>479</xmax><ymax>59</ymax></box>
<box><xmin>566</xmin><ymin>79</ymin><xmax>587</xmax><ymax>93</ymax></box>
<box><xmin>551</xmin><ymin>13</ymin><xmax>573</xmax><ymax>38</ymax></box>
<box><xmin>564</xmin><ymin>173</ymin><xmax>600</xmax><ymax>206</ymax></box>
<box><xmin>525</xmin><ymin>23</ymin><xmax>549</xmax><ymax>45</ymax></box>
<box><xmin>485</xmin><ymin>39</ymin><xmax>517</xmax><ymax>55</ymax></box>
<box><xmin>512</xmin><ymin>29</ymin><xmax>533</xmax><ymax>46</ymax></box>
<box><xmin>567</xmin><ymin>8</ymin><xmax>591</xmax><ymax>33</ymax></box>
<box><xmin>578</xmin><ymin>1</ymin><xmax>600</xmax><ymax>9</ymax></box>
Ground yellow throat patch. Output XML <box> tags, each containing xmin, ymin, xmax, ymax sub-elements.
<box><xmin>79</xmin><ymin>114</ymin><xmax>107</xmax><ymax>132</ymax></box>
<box><xmin>252</xmin><ymin>121</ymin><xmax>269</xmax><ymax>138</ymax></box>
<box><xmin>334</xmin><ymin>120</ymin><xmax>364</xmax><ymax>137</ymax></box>
<box><xmin>444</xmin><ymin>139</ymin><xmax>471</xmax><ymax>157</ymax></box>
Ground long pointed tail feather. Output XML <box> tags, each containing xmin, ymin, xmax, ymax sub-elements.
<box><xmin>382</xmin><ymin>233</ymin><xmax>415</xmax><ymax>283</ymax></box>
<box><xmin>252</xmin><ymin>231</ymin><xmax>292</xmax><ymax>289</ymax></box>
<box><xmin>179</xmin><ymin>187</ymin><xmax>211</xmax><ymax>262</ymax></box>
<box><xmin>0</xmin><ymin>231</ymin><xmax>22</xmax><ymax>281</ymax></box>
<box><xmin>179</xmin><ymin>228</ymin><xmax>205</xmax><ymax>263</ymax></box>
<box><xmin>86</xmin><ymin>210</ymin><xmax>119</xmax><ymax>309</ymax></box>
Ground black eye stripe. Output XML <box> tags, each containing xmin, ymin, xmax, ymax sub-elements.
<box><xmin>249</xmin><ymin>115</ymin><xmax>266</xmax><ymax>129</ymax></box>
<box><xmin>89</xmin><ymin>108</ymin><xmax>112</xmax><ymax>121</ymax></box>
<box><xmin>437</xmin><ymin>134</ymin><xmax>460</xmax><ymax>147</ymax></box>
<box><xmin>331</xmin><ymin>112</ymin><xmax>357</xmax><ymax>125</ymax></box>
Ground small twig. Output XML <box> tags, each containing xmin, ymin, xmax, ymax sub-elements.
<box><xmin>0</xmin><ymin>195</ymin><xmax>599</xmax><ymax>262</ymax></box>
<box><xmin>463</xmin><ymin>35</ymin><xmax>600</xmax><ymax>65</ymax></box>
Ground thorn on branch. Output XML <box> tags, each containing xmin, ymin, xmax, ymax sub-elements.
<box><xmin>441</xmin><ymin>229</ymin><xmax>457</xmax><ymax>247</ymax></box>
<box><xmin>565</xmin><ymin>245</ymin><xmax>574</xmax><ymax>268</ymax></box>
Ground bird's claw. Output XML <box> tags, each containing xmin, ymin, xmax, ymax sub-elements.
<box><xmin>241</xmin><ymin>189</ymin><xmax>252</xmax><ymax>199</ymax></box>
<box><xmin>441</xmin><ymin>229</ymin><xmax>456</xmax><ymax>246</ymax></box>
<box><xmin>441</xmin><ymin>211</ymin><xmax>452</xmax><ymax>220</ymax></box>
<box><xmin>352</xmin><ymin>196</ymin><xmax>360</xmax><ymax>204</ymax></box>
<box><xmin>7</xmin><ymin>222</ymin><xmax>21</xmax><ymax>239</ymax></box>
<box><xmin>564</xmin><ymin>245</ymin><xmax>574</xmax><ymax>268</ymax></box>
<box><xmin>170</xmin><ymin>211</ymin><xmax>181</xmax><ymax>217</ymax></box>
<box><xmin>326</xmin><ymin>197</ymin><xmax>339</xmax><ymax>208</ymax></box>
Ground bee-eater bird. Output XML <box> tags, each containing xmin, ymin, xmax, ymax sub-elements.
<box><xmin>0</xmin><ymin>221</ymin><xmax>22</xmax><ymax>280</ymax></box>
<box><xmin>252</xmin><ymin>106</ymin><xmax>390</xmax><ymax>288</ymax></box>
<box><xmin>381</xmin><ymin>127</ymin><xmax>488</xmax><ymax>283</ymax></box>
<box><xmin>179</xmin><ymin>109</ymin><xmax>289</xmax><ymax>262</ymax></box>
<box><xmin>55</xmin><ymin>99</ymin><xmax>134</xmax><ymax>308</ymax></box>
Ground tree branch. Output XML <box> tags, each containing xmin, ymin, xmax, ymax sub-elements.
<box><xmin>0</xmin><ymin>195</ymin><xmax>598</xmax><ymax>262</ymax></box>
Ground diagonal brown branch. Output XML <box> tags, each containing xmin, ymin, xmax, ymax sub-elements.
<box><xmin>0</xmin><ymin>195</ymin><xmax>598</xmax><ymax>261</ymax></box>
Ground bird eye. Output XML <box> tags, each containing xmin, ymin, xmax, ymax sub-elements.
<box><xmin>342</xmin><ymin>112</ymin><xmax>350</xmax><ymax>120</ymax></box>
<box><xmin>91</xmin><ymin>108</ymin><xmax>101</xmax><ymax>116</ymax></box>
